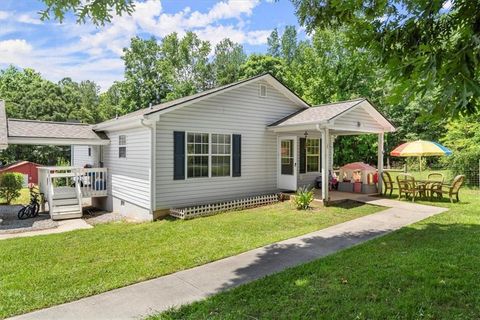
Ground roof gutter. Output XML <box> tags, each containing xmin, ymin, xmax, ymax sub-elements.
<box><xmin>93</xmin><ymin>114</ymin><xmax>145</xmax><ymax>131</ymax></box>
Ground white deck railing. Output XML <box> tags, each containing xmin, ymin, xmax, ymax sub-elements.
<box><xmin>38</xmin><ymin>166</ymin><xmax>108</xmax><ymax>203</ymax></box>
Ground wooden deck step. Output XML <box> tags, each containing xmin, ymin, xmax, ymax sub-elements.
<box><xmin>51</xmin><ymin>204</ymin><xmax>82</xmax><ymax>214</ymax></box>
<box><xmin>53</xmin><ymin>198</ymin><xmax>79</xmax><ymax>206</ymax></box>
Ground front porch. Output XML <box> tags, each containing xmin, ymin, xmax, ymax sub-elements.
<box><xmin>270</xmin><ymin>98</ymin><xmax>396</xmax><ymax>202</ymax></box>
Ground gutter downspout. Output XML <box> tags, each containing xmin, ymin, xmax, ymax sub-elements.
<box><xmin>140</xmin><ymin>116</ymin><xmax>159</xmax><ymax>218</ymax></box>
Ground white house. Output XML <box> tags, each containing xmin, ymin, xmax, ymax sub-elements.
<box><xmin>0</xmin><ymin>73</ymin><xmax>395</xmax><ymax>221</ymax></box>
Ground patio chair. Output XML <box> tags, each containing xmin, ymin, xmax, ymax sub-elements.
<box><xmin>381</xmin><ymin>171</ymin><xmax>397</xmax><ymax>196</ymax></box>
<box><xmin>396</xmin><ymin>173</ymin><xmax>426</xmax><ymax>202</ymax></box>
<box><xmin>431</xmin><ymin>175</ymin><xmax>465</xmax><ymax>203</ymax></box>
<box><xmin>426</xmin><ymin>173</ymin><xmax>444</xmax><ymax>197</ymax></box>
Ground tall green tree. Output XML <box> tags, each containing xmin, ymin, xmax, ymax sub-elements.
<box><xmin>121</xmin><ymin>37</ymin><xmax>166</xmax><ymax>113</ymax></box>
<box><xmin>162</xmin><ymin>32</ymin><xmax>214</xmax><ymax>100</ymax></box>
<box><xmin>280</xmin><ymin>26</ymin><xmax>298</xmax><ymax>63</ymax></box>
<box><xmin>267</xmin><ymin>28</ymin><xmax>281</xmax><ymax>57</ymax></box>
<box><xmin>0</xmin><ymin>66</ymin><xmax>66</xmax><ymax>122</ymax></box>
<box><xmin>291</xmin><ymin>0</ymin><xmax>480</xmax><ymax>116</ymax></box>
<box><xmin>241</xmin><ymin>54</ymin><xmax>288</xmax><ymax>82</ymax></box>
<box><xmin>213</xmin><ymin>39</ymin><xmax>246</xmax><ymax>86</ymax></box>
<box><xmin>98</xmin><ymin>82</ymin><xmax>123</xmax><ymax>120</ymax></box>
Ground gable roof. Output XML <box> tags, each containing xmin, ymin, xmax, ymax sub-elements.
<box><xmin>269</xmin><ymin>98</ymin><xmax>365</xmax><ymax>127</ymax></box>
<box><xmin>94</xmin><ymin>73</ymin><xmax>310</xmax><ymax>130</ymax></box>
<box><xmin>7</xmin><ymin>119</ymin><xmax>109</xmax><ymax>141</ymax></box>
<box><xmin>0</xmin><ymin>160</ymin><xmax>41</xmax><ymax>171</ymax></box>
<box><xmin>269</xmin><ymin>98</ymin><xmax>395</xmax><ymax>132</ymax></box>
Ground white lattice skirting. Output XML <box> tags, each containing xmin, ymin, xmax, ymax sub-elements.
<box><xmin>170</xmin><ymin>194</ymin><xmax>279</xmax><ymax>220</ymax></box>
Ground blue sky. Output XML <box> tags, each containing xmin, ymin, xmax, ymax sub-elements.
<box><xmin>0</xmin><ymin>0</ymin><xmax>304</xmax><ymax>90</ymax></box>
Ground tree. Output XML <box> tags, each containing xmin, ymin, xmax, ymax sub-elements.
<box><xmin>441</xmin><ymin>114</ymin><xmax>480</xmax><ymax>184</ymax></box>
<box><xmin>98</xmin><ymin>82</ymin><xmax>123</xmax><ymax>120</ymax></box>
<box><xmin>39</xmin><ymin>0</ymin><xmax>134</xmax><ymax>25</ymax></box>
<box><xmin>0</xmin><ymin>173</ymin><xmax>24</xmax><ymax>205</ymax></box>
<box><xmin>162</xmin><ymin>32</ymin><xmax>214</xmax><ymax>100</ymax></box>
<box><xmin>291</xmin><ymin>0</ymin><xmax>480</xmax><ymax>116</ymax></box>
<box><xmin>0</xmin><ymin>66</ymin><xmax>100</xmax><ymax>166</ymax></box>
<box><xmin>267</xmin><ymin>28</ymin><xmax>281</xmax><ymax>57</ymax></box>
<box><xmin>0</xmin><ymin>66</ymin><xmax>66</xmax><ymax>122</ymax></box>
<box><xmin>241</xmin><ymin>54</ymin><xmax>288</xmax><ymax>82</ymax></box>
<box><xmin>280</xmin><ymin>26</ymin><xmax>298</xmax><ymax>63</ymax></box>
<box><xmin>121</xmin><ymin>32</ymin><xmax>214</xmax><ymax>109</ymax></box>
<box><xmin>213</xmin><ymin>39</ymin><xmax>246</xmax><ymax>86</ymax></box>
<box><xmin>121</xmin><ymin>37</ymin><xmax>166</xmax><ymax>112</ymax></box>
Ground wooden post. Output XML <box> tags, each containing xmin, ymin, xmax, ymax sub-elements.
<box><xmin>378</xmin><ymin>133</ymin><xmax>384</xmax><ymax>194</ymax></box>
<box><xmin>321</xmin><ymin>128</ymin><xmax>330</xmax><ymax>202</ymax></box>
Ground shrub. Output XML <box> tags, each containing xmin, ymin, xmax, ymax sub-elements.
<box><xmin>294</xmin><ymin>186</ymin><xmax>314</xmax><ymax>210</ymax></box>
<box><xmin>0</xmin><ymin>172</ymin><xmax>24</xmax><ymax>204</ymax></box>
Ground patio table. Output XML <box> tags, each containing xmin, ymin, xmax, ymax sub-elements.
<box><xmin>415</xmin><ymin>179</ymin><xmax>443</xmax><ymax>198</ymax></box>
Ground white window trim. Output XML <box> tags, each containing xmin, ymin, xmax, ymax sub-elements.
<box><xmin>305</xmin><ymin>138</ymin><xmax>320</xmax><ymax>173</ymax></box>
<box><xmin>119</xmin><ymin>135</ymin><xmax>127</xmax><ymax>159</ymax></box>
<box><xmin>259</xmin><ymin>84</ymin><xmax>267</xmax><ymax>98</ymax></box>
<box><xmin>185</xmin><ymin>131</ymin><xmax>233</xmax><ymax>180</ymax></box>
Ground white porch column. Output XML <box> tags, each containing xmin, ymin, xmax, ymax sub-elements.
<box><xmin>321</xmin><ymin>128</ymin><xmax>330</xmax><ymax>202</ymax></box>
<box><xmin>377</xmin><ymin>132</ymin><xmax>384</xmax><ymax>194</ymax></box>
<box><xmin>329</xmin><ymin>135</ymin><xmax>335</xmax><ymax>172</ymax></box>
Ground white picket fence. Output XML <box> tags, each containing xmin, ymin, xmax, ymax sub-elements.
<box><xmin>170</xmin><ymin>194</ymin><xmax>279</xmax><ymax>220</ymax></box>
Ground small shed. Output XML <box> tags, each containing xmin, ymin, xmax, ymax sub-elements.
<box><xmin>0</xmin><ymin>161</ymin><xmax>42</xmax><ymax>186</ymax></box>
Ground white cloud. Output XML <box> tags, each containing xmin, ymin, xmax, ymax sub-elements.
<box><xmin>81</xmin><ymin>0</ymin><xmax>270</xmax><ymax>56</ymax></box>
<box><xmin>17</xmin><ymin>13</ymin><xmax>43</xmax><ymax>25</ymax></box>
<box><xmin>0</xmin><ymin>11</ymin><xmax>10</xmax><ymax>20</ymax></box>
<box><xmin>0</xmin><ymin>39</ymin><xmax>33</xmax><ymax>63</ymax></box>
<box><xmin>0</xmin><ymin>0</ymin><xmax>273</xmax><ymax>90</ymax></box>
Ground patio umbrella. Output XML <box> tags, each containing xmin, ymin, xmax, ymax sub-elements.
<box><xmin>390</xmin><ymin>140</ymin><xmax>452</xmax><ymax>171</ymax></box>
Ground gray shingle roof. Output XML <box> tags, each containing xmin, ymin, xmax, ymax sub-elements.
<box><xmin>7</xmin><ymin>119</ymin><xmax>108</xmax><ymax>140</ymax></box>
<box><xmin>269</xmin><ymin>98</ymin><xmax>365</xmax><ymax>127</ymax></box>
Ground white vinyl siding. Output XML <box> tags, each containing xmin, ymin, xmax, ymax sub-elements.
<box><xmin>103</xmin><ymin>127</ymin><xmax>151</xmax><ymax>210</ymax></box>
<box><xmin>71</xmin><ymin>145</ymin><xmax>99</xmax><ymax>167</ymax></box>
<box><xmin>155</xmin><ymin>80</ymin><xmax>304</xmax><ymax>209</ymax></box>
<box><xmin>334</xmin><ymin>105</ymin><xmax>385</xmax><ymax>132</ymax></box>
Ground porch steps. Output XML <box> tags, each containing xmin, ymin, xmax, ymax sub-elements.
<box><xmin>50</xmin><ymin>187</ymin><xmax>83</xmax><ymax>220</ymax></box>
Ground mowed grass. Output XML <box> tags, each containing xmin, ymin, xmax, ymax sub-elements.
<box><xmin>154</xmin><ymin>189</ymin><xmax>480</xmax><ymax>320</ymax></box>
<box><xmin>0</xmin><ymin>188</ymin><xmax>30</xmax><ymax>205</ymax></box>
<box><xmin>0</xmin><ymin>200</ymin><xmax>382</xmax><ymax>318</ymax></box>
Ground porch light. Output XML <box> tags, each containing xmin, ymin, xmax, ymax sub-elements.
<box><xmin>304</xmin><ymin>131</ymin><xmax>308</xmax><ymax>139</ymax></box>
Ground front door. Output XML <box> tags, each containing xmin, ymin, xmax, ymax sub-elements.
<box><xmin>278</xmin><ymin>136</ymin><xmax>297</xmax><ymax>191</ymax></box>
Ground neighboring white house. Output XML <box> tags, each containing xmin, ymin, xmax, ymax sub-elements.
<box><xmin>0</xmin><ymin>73</ymin><xmax>395</xmax><ymax>221</ymax></box>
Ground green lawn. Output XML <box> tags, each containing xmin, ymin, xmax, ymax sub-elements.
<box><xmin>0</xmin><ymin>200</ymin><xmax>382</xmax><ymax>319</ymax></box>
<box><xmin>153</xmin><ymin>189</ymin><xmax>480</xmax><ymax>320</ymax></box>
<box><xmin>0</xmin><ymin>188</ymin><xmax>30</xmax><ymax>205</ymax></box>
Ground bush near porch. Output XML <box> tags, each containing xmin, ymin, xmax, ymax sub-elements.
<box><xmin>0</xmin><ymin>200</ymin><xmax>382</xmax><ymax>318</ymax></box>
<box><xmin>152</xmin><ymin>189</ymin><xmax>480</xmax><ymax>320</ymax></box>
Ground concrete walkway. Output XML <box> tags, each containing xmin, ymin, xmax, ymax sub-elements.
<box><xmin>9</xmin><ymin>196</ymin><xmax>448</xmax><ymax>320</ymax></box>
<box><xmin>0</xmin><ymin>219</ymin><xmax>92</xmax><ymax>240</ymax></box>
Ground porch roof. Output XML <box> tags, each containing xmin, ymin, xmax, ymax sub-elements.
<box><xmin>268</xmin><ymin>98</ymin><xmax>395</xmax><ymax>134</ymax></box>
<box><xmin>4</xmin><ymin>118</ymin><xmax>109</xmax><ymax>146</ymax></box>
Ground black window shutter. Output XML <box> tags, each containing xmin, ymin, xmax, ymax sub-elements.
<box><xmin>299</xmin><ymin>137</ymin><xmax>306</xmax><ymax>174</ymax></box>
<box><xmin>173</xmin><ymin>131</ymin><xmax>185</xmax><ymax>180</ymax></box>
<box><xmin>232</xmin><ymin>134</ymin><xmax>241</xmax><ymax>177</ymax></box>
<box><xmin>319</xmin><ymin>139</ymin><xmax>322</xmax><ymax>170</ymax></box>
